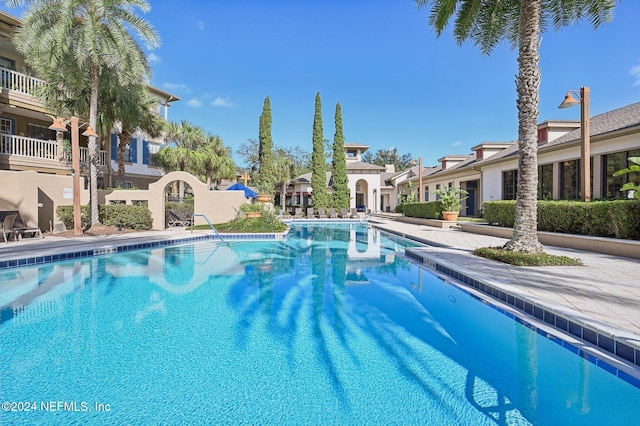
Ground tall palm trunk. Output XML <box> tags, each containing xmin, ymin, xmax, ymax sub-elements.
<box><xmin>89</xmin><ymin>62</ymin><xmax>100</xmax><ymax>226</ymax></box>
<box><xmin>504</xmin><ymin>0</ymin><xmax>543</xmax><ymax>253</ymax></box>
<box><xmin>118</xmin><ymin>132</ymin><xmax>132</xmax><ymax>187</ymax></box>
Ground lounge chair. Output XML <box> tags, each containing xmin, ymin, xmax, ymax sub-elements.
<box><xmin>328</xmin><ymin>208</ymin><xmax>338</xmax><ymax>219</ymax></box>
<box><xmin>339</xmin><ymin>208</ymin><xmax>349</xmax><ymax>218</ymax></box>
<box><xmin>1</xmin><ymin>211</ymin><xmax>43</xmax><ymax>240</ymax></box>
<box><xmin>306</xmin><ymin>207</ymin><xmax>315</xmax><ymax>218</ymax></box>
<box><xmin>2</xmin><ymin>214</ymin><xmax>17</xmax><ymax>243</ymax></box>
<box><xmin>317</xmin><ymin>208</ymin><xmax>327</xmax><ymax>219</ymax></box>
<box><xmin>350</xmin><ymin>208</ymin><xmax>358</xmax><ymax>218</ymax></box>
<box><xmin>292</xmin><ymin>207</ymin><xmax>303</xmax><ymax>219</ymax></box>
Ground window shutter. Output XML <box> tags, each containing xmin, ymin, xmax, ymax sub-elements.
<box><xmin>131</xmin><ymin>138</ymin><xmax>138</xmax><ymax>163</ymax></box>
<box><xmin>143</xmin><ymin>140</ymin><xmax>150</xmax><ymax>165</ymax></box>
<box><xmin>110</xmin><ymin>133</ymin><xmax>118</xmax><ymax>161</ymax></box>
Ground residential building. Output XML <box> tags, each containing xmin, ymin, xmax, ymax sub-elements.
<box><xmin>280</xmin><ymin>142</ymin><xmax>386</xmax><ymax>213</ymax></box>
<box><xmin>392</xmin><ymin>102</ymin><xmax>640</xmax><ymax>216</ymax></box>
<box><xmin>0</xmin><ymin>10</ymin><xmax>179</xmax><ymax>190</ymax></box>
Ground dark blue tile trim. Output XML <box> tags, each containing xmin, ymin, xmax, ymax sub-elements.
<box><xmin>0</xmin><ymin>232</ymin><xmax>288</xmax><ymax>272</ymax></box>
<box><xmin>404</xmin><ymin>248</ymin><xmax>640</xmax><ymax>390</ymax></box>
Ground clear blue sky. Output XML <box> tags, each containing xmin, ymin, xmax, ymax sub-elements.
<box><xmin>3</xmin><ymin>1</ymin><xmax>640</xmax><ymax>167</ymax></box>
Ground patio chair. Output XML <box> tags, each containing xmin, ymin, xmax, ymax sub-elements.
<box><xmin>2</xmin><ymin>214</ymin><xmax>17</xmax><ymax>243</ymax></box>
<box><xmin>328</xmin><ymin>208</ymin><xmax>338</xmax><ymax>219</ymax></box>
<box><xmin>317</xmin><ymin>208</ymin><xmax>327</xmax><ymax>219</ymax></box>
<box><xmin>339</xmin><ymin>208</ymin><xmax>349</xmax><ymax>218</ymax></box>
<box><xmin>350</xmin><ymin>208</ymin><xmax>358</xmax><ymax>218</ymax></box>
<box><xmin>13</xmin><ymin>212</ymin><xmax>43</xmax><ymax>239</ymax></box>
<box><xmin>306</xmin><ymin>207</ymin><xmax>315</xmax><ymax>218</ymax></box>
<box><xmin>292</xmin><ymin>207</ymin><xmax>303</xmax><ymax>219</ymax></box>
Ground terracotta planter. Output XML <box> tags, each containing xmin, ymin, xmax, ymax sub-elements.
<box><xmin>245</xmin><ymin>211</ymin><xmax>262</xmax><ymax>218</ymax></box>
<box><xmin>442</xmin><ymin>211</ymin><xmax>459</xmax><ymax>221</ymax></box>
<box><xmin>257</xmin><ymin>194</ymin><xmax>272</xmax><ymax>203</ymax></box>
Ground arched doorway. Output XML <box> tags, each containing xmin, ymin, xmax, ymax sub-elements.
<box><xmin>355</xmin><ymin>179</ymin><xmax>368</xmax><ymax>211</ymax></box>
<box><xmin>148</xmin><ymin>171</ymin><xmax>211</xmax><ymax>230</ymax></box>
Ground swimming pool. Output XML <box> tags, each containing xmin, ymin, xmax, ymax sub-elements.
<box><xmin>1</xmin><ymin>223</ymin><xmax>639</xmax><ymax>424</ymax></box>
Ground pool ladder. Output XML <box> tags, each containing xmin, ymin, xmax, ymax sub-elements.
<box><xmin>191</xmin><ymin>214</ymin><xmax>228</xmax><ymax>244</ymax></box>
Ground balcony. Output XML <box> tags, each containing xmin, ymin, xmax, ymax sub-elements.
<box><xmin>0</xmin><ymin>134</ymin><xmax>107</xmax><ymax>168</ymax></box>
<box><xmin>0</xmin><ymin>66</ymin><xmax>46</xmax><ymax>95</ymax></box>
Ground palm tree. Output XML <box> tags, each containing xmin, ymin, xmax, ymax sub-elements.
<box><xmin>273</xmin><ymin>155</ymin><xmax>296</xmax><ymax>210</ymax></box>
<box><xmin>415</xmin><ymin>0</ymin><xmax>617</xmax><ymax>253</ymax></box>
<box><xmin>197</xmin><ymin>134</ymin><xmax>236</xmax><ymax>189</ymax></box>
<box><xmin>154</xmin><ymin>120</ymin><xmax>205</xmax><ymax>198</ymax></box>
<box><xmin>8</xmin><ymin>0</ymin><xmax>159</xmax><ymax>225</ymax></box>
<box><xmin>113</xmin><ymin>88</ymin><xmax>166</xmax><ymax>187</ymax></box>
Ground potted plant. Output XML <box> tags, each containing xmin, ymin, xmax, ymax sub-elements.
<box><xmin>433</xmin><ymin>186</ymin><xmax>468</xmax><ymax>221</ymax></box>
<box><xmin>256</xmin><ymin>181</ymin><xmax>274</xmax><ymax>203</ymax></box>
<box><xmin>241</xmin><ymin>202</ymin><xmax>264</xmax><ymax>218</ymax></box>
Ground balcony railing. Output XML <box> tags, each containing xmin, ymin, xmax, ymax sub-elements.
<box><xmin>0</xmin><ymin>134</ymin><xmax>107</xmax><ymax>166</ymax></box>
<box><xmin>0</xmin><ymin>67</ymin><xmax>46</xmax><ymax>95</ymax></box>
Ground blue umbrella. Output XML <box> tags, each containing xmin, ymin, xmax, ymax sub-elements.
<box><xmin>227</xmin><ymin>182</ymin><xmax>258</xmax><ymax>199</ymax></box>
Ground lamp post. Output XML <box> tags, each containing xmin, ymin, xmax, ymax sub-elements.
<box><xmin>558</xmin><ymin>86</ymin><xmax>590</xmax><ymax>202</ymax></box>
<box><xmin>49</xmin><ymin>117</ymin><xmax>97</xmax><ymax>236</ymax></box>
<box><xmin>412</xmin><ymin>157</ymin><xmax>423</xmax><ymax>201</ymax></box>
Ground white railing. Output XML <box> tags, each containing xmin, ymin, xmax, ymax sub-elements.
<box><xmin>0</xmin><ymin>67</ymin><xmax>46</xmax><ymax>95</ymax></box>
<box><xmin>0</xmin><ymin>134</ymin><xmax>106</xmax><ymax>166</ymax></box>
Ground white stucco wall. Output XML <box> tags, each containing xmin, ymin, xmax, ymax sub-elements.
<box><xmin>348</xmin><ymin>172</ymin><xmax>381</xmax><ymax>211</ymax></box>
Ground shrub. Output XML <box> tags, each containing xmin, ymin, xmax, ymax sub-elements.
<box><xmin>483</xmin><ymin>200</ymin><xmax>640</xmax><ymax>239</ymax></box>
<box><xmin>101</xmin><ymin>204</ymin><xmax>152</xmax><ymax>230</ymax></box>
<box><xmin>402</xmin><ymin>201</ymin><xmax>443</xmax><ymax>219</ymax></box>
<box><xmin>483</xmin><ymin>201</ymin><xmax>516</xmax><ymax>227</ymax></box>
<box><xmin>394</xmin><ymin>204</ymin><xmax>404</xmax><ymax>214</ymax></box>
<box><xmin>57</xmin><ymin>204</ymin><xmax>153</xmax><ymax>231</ymax></box>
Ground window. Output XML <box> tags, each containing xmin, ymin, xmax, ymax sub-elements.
<box><xmin>538</xmin><ymin>164</ymin><xmax>553</xmax><ymax>200</ymax></box>
<box><xmin>424</xmin><ymin>186</ymin><xmax>429</xmax><ymax>202</ymax></box>
<box><xmin>435</xmin><ymin>184</ymin><xmax>441</xmax><ymax>201</ymax></box>
<box><xmin>124</xmin><ymin>143</ymin><xmax>133</xmax><ymax>163</ymax></box>
<box><xmin>560</xmin><ymin>160</ymin><xmax>580</xmax><ymax>199</ymax></box>
<box><xmin>0</xmin><ymin>56</ymin><xmax>15</xmax><ymax>70</ymax></box>
<box><xmin>28</xmin><ymin>123</ymin><xmax>58</xmax><ymax>140</ymax></box>
<box><xmin>603</xmin><ymin>149</ymin><xmax>640</xmax><ymax>198</ymax></box>
<box><xmin>0</xmin><ymin>117</ymin><xmax>13</xmax><ymax>135</ymax></box>
<box><xmin>502</xmin><ymin>170</ymin><xmax>518</xmax><ymax>200</ymax></box>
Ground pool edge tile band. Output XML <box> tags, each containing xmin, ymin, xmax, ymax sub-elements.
<box><xmin>403</xmin><ymin>247</ymin><xmax>640</xmax><ymax>390</ymax></box>
<box><xmin>0</xmin><ymin>231</ymin><xmax>289</xmax><ymax>271</ymax></box>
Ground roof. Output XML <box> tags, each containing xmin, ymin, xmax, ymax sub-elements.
<box><xmin>344</xmin><ymin>142</ymin><xmax>370</xmax><ymax>148</ymax></box>
<box><xmin>545</xmin><ymin>102</ymin><xmax>640</xmax><ymax>147</ymax></box>
<box><xmin>346</xmin><ymin>161</ymin><xmax>385</xmax><ymax>171</ymax></box>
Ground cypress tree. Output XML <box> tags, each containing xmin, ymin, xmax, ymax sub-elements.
<box><xmin>257</xmin><ymin>96</ymin><xmax>275</xmax><ymax>193</ymax></box>
<box><xmin>311</xmin><ymin>92</ymin><xmax>328</xmax><ymax>208</ymax></box>
<box><xmin>332</xmin><ymin>103</ymin><xmax>349</xmax><ymax>209</ymax></box>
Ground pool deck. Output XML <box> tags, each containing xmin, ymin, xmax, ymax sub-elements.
<box><xmin>1</xmin><ymin>219</ymin><xmax>639</xmax><ymax>367</ymax></box>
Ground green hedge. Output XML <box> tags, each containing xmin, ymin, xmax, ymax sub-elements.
<box><xmin>402</xmin><ymin>201</ymin><xmax>443</xmax><ymax>219</ymax></box>
<box><xmin>483</xmin><ymin>200</ymin><xmax>640</xmax><ymax>239</ymax></box>
<box><xmin>57</xmin><ymin>204</ymin><xmax>153</xmax><ymax>231</ymax></box>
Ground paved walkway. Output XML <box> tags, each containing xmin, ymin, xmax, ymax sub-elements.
<box><xmin>1</xmin><ymin>220</ymin><xmax>639</xmax><ymax>361</ymax></box>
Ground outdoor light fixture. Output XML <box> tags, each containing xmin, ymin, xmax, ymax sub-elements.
<box><xmin>558</xmin><ymin>87</ymin><xmax>590</xmax><ymax>202</ymax></box>
<box><xmin>412</xmin><ymin>157</ymin><xmax>423</xmax><ymax>201</ymax></box>
<box><xmin>49</xmin><ymin>117</ymin><xmax>97</xmax><ymax>235</ymax></box>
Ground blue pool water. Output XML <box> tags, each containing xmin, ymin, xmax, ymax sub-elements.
<box><xmin>1</xmin><ymin>224</ymin><xmax>639</xmax><ymax>425</ymax></box>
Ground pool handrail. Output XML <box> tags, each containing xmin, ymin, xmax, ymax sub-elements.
<box><xmin>191</xmin><ymin>214</ymin><xmax>227</xmax><ymax>244</ymax></box>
